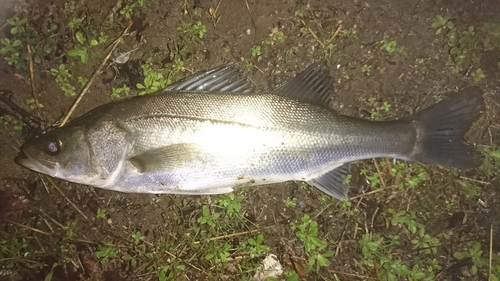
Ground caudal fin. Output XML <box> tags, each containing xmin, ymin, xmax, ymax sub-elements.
<box><xmin>408</xmin><ymin>87</ymin><xmax>484</xmax><ymax>169</ymax></box>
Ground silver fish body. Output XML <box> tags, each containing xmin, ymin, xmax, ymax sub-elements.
<box><xmin>15</xmin><ymin>63</ymin><xmax>484</xmax><ymax>199</ymax></box>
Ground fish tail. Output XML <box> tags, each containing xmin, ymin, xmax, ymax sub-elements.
<box><xmin>408</xmin><ymin>87</ymin><xmax>484</xmax><ymax>169</ymax></box>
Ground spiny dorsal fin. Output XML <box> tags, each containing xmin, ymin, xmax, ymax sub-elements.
<box><xmin>273</xmin><ymin>62</ymin><xmax>335</xmax><ymax>108</ymax></box>
<box><xmin>163</xmin><ymin>64</ymin><xmax>256</xmax><ymax>93</ymax></box>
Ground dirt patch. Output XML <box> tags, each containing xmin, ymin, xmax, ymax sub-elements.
<box><xmin>1</xmin><ymin>0</ymin><xmax>499</xmax><ymax>280</ymax></box>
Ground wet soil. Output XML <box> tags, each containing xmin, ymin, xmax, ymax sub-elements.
<box><xmin>1</xmin><ymin>0</ymin><xmax>499</xmax><ymax>280</ymax></box>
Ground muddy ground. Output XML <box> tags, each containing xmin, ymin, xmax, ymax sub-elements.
<box><xmin>1</xmin><ymin>0</ymin><xmax>499</xmax><ymax>280</ymax></box>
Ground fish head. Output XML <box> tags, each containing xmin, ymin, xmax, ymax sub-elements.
<box><xmin>15</xmin><ymin>125</ymin><xmax>102</xmax><ymax>184</ymax></box>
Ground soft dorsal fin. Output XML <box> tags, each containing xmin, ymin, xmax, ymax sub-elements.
<box><xmin>163</xmin><ymin>64</ymin><xmax>256</xmax><ymax>93</ymax></box>
<box><xmin>306</xmin><ymin>163</ymin><xmax>350</xmax><ymax>200</ymax></box>
<box><xmin>272</xmin><ymin>62</ymin><xmax>335</xmax><ymax>108</ymax></box>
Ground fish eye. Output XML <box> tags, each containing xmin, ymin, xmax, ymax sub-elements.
<box><xmin>45</xmin><ymin>139</ymin><xmax>62</xmax><ymax>155</ymax></box>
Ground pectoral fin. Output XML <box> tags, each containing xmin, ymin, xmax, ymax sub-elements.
<box><xmin>307</xmin><ymin>163</ymin><xmax>351</xmax><ymax>200</ymax></box>
<box><xmin>128</xmin><ymin>143</ymin><xmax>201</xmax><ymax>173</ymax></box>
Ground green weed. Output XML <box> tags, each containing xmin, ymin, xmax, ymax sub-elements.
<box><xmin>95</xmin><ymin>245</ymin><xmax>118</xmax><ymax>265</ymax></box>
<box><xmin>283</xmin><ymin>197</ymin><xmax>297</xmax><ymax>208</ymax></box>
<box><xmin>380</xmin><ymin>39</ymin><xmax>397</xmax><ymax>53</ymax></box>
<box><xmin>0</xmin><ymin>228</ymin><xmax>42</xmax><ymax>275</ymax></box>
<box><xmin>432</xmin><ymin>14</ymin><xmax>500</xmax><ymax>75</ymax></box>
<box><xmin>177</xmin><ymin>1</ymin><xmax>207</xmax><ymax>44</ymax></box>
<box><xmin>390</xmin><ymin>162</ymin><xmax>430</xmax><ymax>189</ymax></box>
<box><xmin>359</xmin><ymin>233</ymin><xmax>438</xmax><ymax>281</ymax></box>
<box><xmin>471</xmin><ymin>68</ymin><xmax>485</xmax><ymax>82</ymax></box>
<box><xmin>0</xmin><ymin>14</ymin><xmax>57</xmax><ymax>68</ymax></box>
<box><xmin>111</xmin><ymin>85</ymin><xmax>131</xmax><ymax>99</ymax></box>
<box><xmin>96</xmin><ymin>208</ymin><xmax>107</xmax><ymax>219</ymax></box>
<box><xmin>178</xmin><ymin>20</ymin><xmax>207</xmax><ymax>43</ymax></box>
<box><xmin>136</xmin><ymin>62</ymin><xmax>170</xmax><ymax>95</ymax></box>
<box><xmin>432</xmin><ymin>14</ymin><xmax>454</xmax><ymax>35</ymax></box>
<box><xmin>454</xmin><ymin>242</ymin><xmax>500</xmax><ymax>278</ymax></box>
<box><xmin>361</xmin><ymin>64</ymin><xmax>371</xmax><ymax>74</ymax></box>
<box><xmin>341</xmin><ymin>27</ymin><xmax>357</xmax><ymax>36</ymax></box>
<box><xmin>120</xmin><ymin>0</ymin><xmax>147</xmax><ymax>20</ymax></box>
<box><xmin>50</xmin><ymin>64</ymin><xmax>77</xmax><ymax>97</ymax></box>
<box><xmin>291</xmin><ymin>214</ymin><xmax>334</xmax><ymax>273</ymax></box>
<box><xmin>251</xmin><ymin>45</ymin><xmax>261</xmax><ymax>57</ymax></box>
<box><xmin>25</xmin><ymin>98</ymin><xmax>43</xmax><ymax>110</ymax></box>
<box><xmin>480</xmin><ymin>144</ymin><xmax>500</xmax><ymax>181</ymax></box>
<box><xmin>60</xmin><ymin>220</ymin><xmax>78</xmax><ymax>253</ymax></box>
<box><xmin>66</xmin><ymin>29</ymin><xmax>106</xmax><ymax>64</ymax></box>
<box><xmin>367</xmin><ymin>99</ymin><xmax>391</xmax><ymax>120</ymax></box>
<box><xmin>387</xmin><ymin>208</ymin><xmax>423</xmax><ymax>234</ymax></box>
<box><xmin>284</xmin><ymin>46</ymin><xmax>299</xmax><ymax>62</ymax></box>
<box><xmin>360</xmin><ymin>167</ymin><xmax>381</xmax><ymax>188</ymax></box>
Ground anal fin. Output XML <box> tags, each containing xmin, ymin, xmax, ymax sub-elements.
<box><xmin>306</xmin><ymin>163</ymin><xmax>351</xmax><ymax>200</ymax></box>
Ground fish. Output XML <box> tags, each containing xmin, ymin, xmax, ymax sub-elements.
<box><xmin>14</xmin><ymin>63</ymin><xmax>484</xmax><ymax>200</ymax></box>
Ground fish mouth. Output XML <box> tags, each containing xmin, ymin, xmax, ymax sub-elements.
<box><xmin>14</xmin><ymin>151</ymin><xmax>31</xmax><ymax>168</ymax></box>
<box><xmin>14</xmin><ymin>151</ymin><xmax>57</xmax><ymax>176</ymax></box>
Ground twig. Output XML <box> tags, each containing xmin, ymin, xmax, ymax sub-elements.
<box><xmin>35</xmin><ymin>206</ymin><xmax>64</xmax><ymax>228</ymax></box>
<box><xmin>325</xmin><ymin>24</ymin><xmax>342</xmax><ymax>46</ymax></box>
<box><xmin>489</xmin><ymin>223</ymin><xmax>493</xmax><ymax>280</ymax></box>
<box><xmin>26</xmin><ymin>38</ymin><xmax>43</xmax><ymax>130</ymax></box>
<box><xmin>5</xmin><ymin>219</ymin><xmax>52</xmax><ymax>236</ymax></box>
<box><xmin>328</xmin><ymin>269</ymin><xmax>371</xmax><ymax>279</ymax></box>
<box><xmin>45</xmin><ymin>176</ymin><xmax>90</xmax><ymax>221</ymax></box>
<box><xmin>300</xmin><ymin>19</ymin><xmax>324</xmax><ymax>48</ymax></box>
<box><xmin>459</xmin><ymin>176</ymin><xmax>491</xmax><ymax>185</ymax></box>
<box><xmin>38</xmin><ymin>176</ymin><xmax>51</xmax><ymax>197</ymax></box>
<box><xmin>350</xmin><ymin>187</ymin><xmax>389</xmax><ymax>200</ymax></box>
<box><xmin>370</xmin><ymin>206</ymin><xmax>379</xmax><ymax>234</ymax></box>
<box><xmin>59</xmin><ymin>23</ymin><xmax>132</xmax><ymax>127</ymax></box>
<box><xmin>334</xmin><ymin>218</ymin><xmax>348</xmax><ymax>256</ymax></box>
<box><xmin>193</xmin><ymin>229</ymin><xmax>259</xmax><ymax>244</ymax></box>
<box><xmin>372</xmin><ymin>159</ymin><xmax>387</xmax><ymax>189</ymax></box>
<box><xmin>244</xmin><ymin>0</ymin><xmax>256</xmax><ymax>38</ymax></box>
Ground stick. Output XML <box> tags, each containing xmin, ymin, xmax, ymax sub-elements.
<box><xmin>193</xmin><ymin>229</ymin><xmax>259</xmax><ymax>244</ymax></box>
<box><xmin>350</xmin><ymin>187</ymin><xmax>389</xmax><ymax>200</ymax></box>
<box><xmin>59</xmin><ymin>23</ymin><xmax>132</xmax><ymax>127</ymax></box>
<box><xmin>5</xmin><ymin>220</ymin><xmax>52</xmax><ymax>236</ymax></box>
<box><xmin>489</xmin><ymin>223</ymin><xmax>493</xmax><ymax>280</ymax></box>
<box><xmin>244</xmin><ymin>0</ymin><xmax>256</xmax><ymax>38</ymax></box>
<box><xmin>325</xmin><ymin>24</ymin><xmax>342</xmax><ymax>46</ymax></box>
<box><xmin>45</xmin><ymin>176</ymin><xmax>90</xmax><ymax>221</ymax></box>
<box><xmin>300</xmin><ymin>19</ymin><xmax>324</xmax><ymax>48</ymax></box>
<box><xmin>328</xmin><ymin>269</ymin><xmax>371</xmax><ymax>279</ymax></box>
<box><xmin>26</xmin><ymin>40</ymin><xmax>43</xmax><ymax>127</ymax></box>
<box><xmin>372</xmin><ymin>159</ymin><xmax>387</xmax><ymax>189</ymax></box>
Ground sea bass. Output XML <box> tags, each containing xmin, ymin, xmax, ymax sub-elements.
<box><xmin>14</xmin><ymin>63</ymin><xmax>484</xmax><ymax>199</ymax></box>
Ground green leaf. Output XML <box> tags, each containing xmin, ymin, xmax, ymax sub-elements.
<box><xmin>316</xmin><ymin>253</ymin><xmax>331</xmax><ymax>267</ymax></box>
<box><xmin>453</xmin><ymin>251</ymin><xmax>465</xmax><ymax>259</ymax></box>
<box><xmin>12</xmin><ymin>39</ymin><xmax>22</xmax><ymax>47</ymax></box>
<box><xmin>43</xmin><ymin>44</ymin><xmax>51</xmax><ymax>54</ymax></box>
<box><xmin>75</xmin><ymin>31</ymin><xmax>85</xmax><ymax>44</ymax></box>
<box><xmin>67</xmin><ymin>49</ymin><xmax>80</xmax><ymax>57</ymax></box>
<box><xmin>44</xmin><ymin>263</ymin><xmax>58</xmax><ymax>281</ymax></box>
